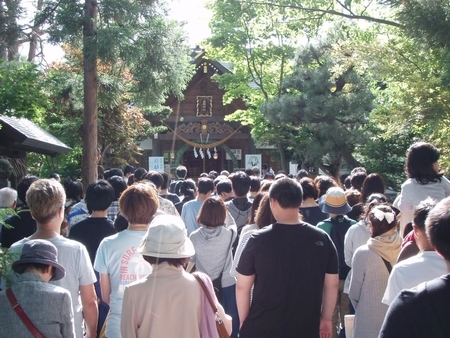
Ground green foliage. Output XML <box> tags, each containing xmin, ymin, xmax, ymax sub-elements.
<box><xmin>262</xmin><ymin>33</ymin><xmax>375</xmax><ymax>177</ymax></box>
<box><xmin>384</xmin><ymin>0</ymin><xmax>450</xmax><ymax>50</ymax></box>
<box><xmin>0</xmin><ymin>60</ymin><xmax>50</xmax><ymax>121</ymax></box>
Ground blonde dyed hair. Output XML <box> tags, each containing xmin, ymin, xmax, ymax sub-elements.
<box><xmin>26</xmin><ymin>179</ymin><xmax>66</xmax><ymax>223</ymax></box>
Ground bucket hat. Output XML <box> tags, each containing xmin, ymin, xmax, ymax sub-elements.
<box><xmin>12</xmin><ymin>239</ymin><xmax>66</xmax><ymax>281</ymax></box>
<box><xmin>138</xmin><ymin>215</ymin><xmax>195</xmax><ymax>258</ymax></box>
<box><xmin>320</xmin><ymin>187</ymin><xmax>352</xmax><ymax>215</ymax></box>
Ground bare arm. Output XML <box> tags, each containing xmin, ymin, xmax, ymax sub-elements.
<box><xmin>236</xmin><ymin>273</ymin><xmax>255</xmax><ymax>328</ymax></box>
<box><xmin>320</xmin><ymin>273</ymin><xmax>339</xmax><ymax>338</ymax></box>
<box><xmin>99</xmin><ymin>273</ymin><xmax>111</xmax><ymax>305</ymax></box>
<box><xmin>80</xmin><ymin>284</ymin><xmax>98</xmax><ymax>338</ymax></box>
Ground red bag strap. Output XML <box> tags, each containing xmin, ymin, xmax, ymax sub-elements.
<box><xmin>6</xmin><ymin>288</ymin><xmax>45</xmax><ymax>338</ymax></box>
<box><xmin>192</xmin><ymin>273</ymin><xmax>218</xmax><ymax>312</ymax></box>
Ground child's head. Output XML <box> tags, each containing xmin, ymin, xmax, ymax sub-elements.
<box><xmin>406</xmin><ymin>142</ymin><xmax>442</xmax><ymax>183</ymax></box>
<box><xmin>368</xmin><ymin>205</ymin><xmax>397</xmax><ymax>237</ymax></box>
<box><xmin>320</xmin><ymin>187</ymin><xmax>351</xmax><ymax>215</ymax></box>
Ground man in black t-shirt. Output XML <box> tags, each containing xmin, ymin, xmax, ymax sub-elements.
<box><xmin>236</xmin><ymin>177</ymin><xmax>339</xmax><ymax>338</ymax></box>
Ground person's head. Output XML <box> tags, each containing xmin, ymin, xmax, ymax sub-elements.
<box><xmin>197</xmin><ymin>178</ymin><xmax>214</xmax><ymax>195</ymax></box>
<box><xmin>26</xmin><ymin>179</ymin><xmax>65</xmax><ymax>224</ymax></box>
<box><xmin>361</xmin><ymin>173</ymin><xmax>385</xmax><ymax>202</ymax></box>
<box><xmin>0</xmin><ymin>187</ymin><xmax>17</xmax><ymax>208</ymax></box>
<box><xmin>413</xmin><ymin>198</ymin><xmax>437</xmax><ymax>250</ymax></box>
<box><xmin>108</xmin><ymin>168</ymin><xmax>124</xmax><ymax>178</ymax></box>
<box><xmin>49</xmin><ymin>173</ymin><xmax>60</xmax><ymax>181</ymax></box>
<box><xmin>262</xmin><ymin>163</ymin><xmax>268</xmax><ymax>172</ymax></box>
<box><xmin>296</xmin><ymin>169</ymin><xmax>309</xmax><ymax>181</ymax></box>
<box><xmin>133</xmin><ymin>167</ymin><xmax>148</xmax><ymax>182</ymax></box>
<box><xmin>362</xmin><ymin>193</ymin><xmax>388</xmax><ymax>221</ymax></box>
<box><xmin>231</xmin><ymin>171</ymin><xmax>251</xmax><ymax>197</ymax></box>
<box><xmin>249</xmin><ymin>176</ymin><xmax>261</xmax><ymax>194</ymax></box>
<box><xmin>255</xmin><ymin>194</ymin><xmax>276</xmax><ymax>229</ymax></box>
<box><xmin>260</xmin><ymin>180</ymin><xmax>273</xmax><ymax>192</ymax></box>
<box><xmin>119</xmin><ymin>182</ymin><xmax>159</xmax><ymax>225</ymax></box>
<box><xmin>426</xmin><ymin>196</ymin><xmax>450</xmax><ymax>261</ymax></box>
<box><xmin>208</xmin><ymin>170</ymin><xmax>219</xmax><ymax>179</ymax></box>
<box><xmin>160</xmin><ymin>172</ymin><xmax>171</xmax><ymax>190</ymax></box>
<box><xmin>220</xmin><ymin>170</ymin><xmax>230</xmax><ymax>177</ymax></box>
<box><xmin>142</xmin><ymin>171</ymin><xmax>164</xmax><ymax>190</ymax></box>
<box><xmin>269</xmin><ymin>177</ymin><xmax>303</xmax><ymax>209</ymax></box>
<box><xmin>345</xmin><ymin>189</ymin><xmax>362</xmax><ymax>207</ymax></box>
<box><xmin>64</xmin><ymin>180</ymin><xmax>83</xmax><ymax>202</ymax></box>
<box><xmin>314</xmin><ymin>175</ymin><xmax>338</xmax><ymax>198</ymax></box>
<box><xmin>127</xmin><ymin>174</ymin><xmax>135</xmax><ymax>186</ymax></box>
<box><xmin>12</xmin><ymin>239</ymin><xmax>66</xmax><ymax>281</ymax></box>
<box><xmin>263</xmin><ymin>172</ymin><xmax>275</xmax><ymax>180</ymax></box>
<box><xmin>17</xmin><ymin>175</ymin><xmax>39</xmax><ymax>206</ymax></box>
<box><xmin>176</xmin><ymin>165</ymin><xmax>187</xmax><ymax>179</ymax></box>
<box><xmin>299</xmin><ymin>177</ymin><xmax>318</xmax><ymax>201</ymax></box>
<box><xmin>123</xmin><ymin>165</ymin><xmax>135</xmax><ymax>178</ymax></box>
<box><xmin>320</xmin><ymin>187</ymin><xmax>352</xmax><ymax>215</ymax></box>
<box><xmin>350</xmin><ymin>171</ymin><xmax>367</xmax><ymax>191</ymax></box>
<box><xmin>216</xmin><ymin>179</ymin><xmax>233</xmax><ymax>200</ymax></box>
<box><xmin>406</xmin><ymin>142</ymin><xmax>442</xmax><ymax>184</ymax></box>
<box><xmin>245</xmin><ymin>168</ymin><xmax>254</xmax><ymax>177</ymax></box>
<box><xmin>139</xmin><ymin>215</ymin><xmax>194</xmax><ymax>267</ymax></box>
<box><xmin>368</xmin><ymin>205</ymin><xmax>398</xmax><ymax>237</ymax></box>
<box><xmin>180</xmin><ymin>179</ymin><xmax>197</xmax><ymax>198</ymax></box>
<box><xmin>197</xmin><ymin>197</ymin><xmax>227</xmax><ymax>227</ymax></box>
<box><xmin>249</xmin><ymin>192</ymin><xmax>266</xmax><ymax>224</ymax></box>
<box><xmin>108</xmin><ymin>175</ymin><xmax>128</xmax><ymax>201</ymax></box>
<box><xmin>114</xmin><ymin>214</ymin><xmax>129</xmax><ymax>232</ymax></box>
<box><xmin>339</xmin><ymin>173</ymin><xmax>349</xmax><ymax>189</ymax></box>
<box><xmin>252</xmin><ymin>167</ymin><xmax>260</xmax><ymax>177</ymax></box>
<box><xmin>85</xmin><ymin>180</ymin><xmax>115</xmax><ymax>212</ymax></box>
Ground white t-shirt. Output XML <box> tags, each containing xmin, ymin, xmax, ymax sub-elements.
<box><xmin>382</xmin><ymin>250</ymin><xmax>447</xmax><ymax>305</ymax></box>
<box><xmin>94</xmin><ymin>230</ymin><xmax>152</xmax><ymax>338</ymax></box>
<box><xmin>9</xmin><ymin>236</ymin><xmax>96</xmax><ymax>338</ymax></box>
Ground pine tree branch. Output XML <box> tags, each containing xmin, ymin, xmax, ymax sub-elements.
<box><xmin>238</xmin><ymin>1</ymin><xmax>403</xmax><ymax>28</ymax></box>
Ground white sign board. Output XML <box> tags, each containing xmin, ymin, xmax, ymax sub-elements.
<box><xmin>245</xmin><ymin>154</ymin><xmax>262</xmax><ymax>170</ymax></box>
<box><xmin>148</xmin><ymin>156</ymin><xmax>164</xmax><ymax>172</ymax></box>
<box><xmin>226</xmin><ymin>149</ymin><xmax>242</xmax><ymax>160</ymax></box>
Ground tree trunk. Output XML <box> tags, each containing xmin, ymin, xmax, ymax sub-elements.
<box><xmin>278</xmin><ymin>141</ymin><xmax>288</xmax><ymax>172</ymax></box>
<box><xmin>81</xmin><ymin>0</ymin><xmax>98</xmax><ymax>189</ymax></box>
<box><xmin>27</xmin><ymin>0</ymin><xmax>43</xmax><ymax>61</ymax></box>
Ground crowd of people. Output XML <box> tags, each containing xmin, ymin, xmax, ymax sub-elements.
<box><xmin>0</xmin><ymin>141</ymin><xmax>450</xmax><ymax>337</ymax></box>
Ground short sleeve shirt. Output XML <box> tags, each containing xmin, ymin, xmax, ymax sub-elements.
<box><xmin>237</xmin><ymin>222</ymin><xmax>338</xmax><ymax>338</ymax></box>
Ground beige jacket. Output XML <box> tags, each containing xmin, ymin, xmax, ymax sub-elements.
<box><xmin>122</xmin><ymin>263</ymin><xmax>226</xmax><ymax>338</ymax></box>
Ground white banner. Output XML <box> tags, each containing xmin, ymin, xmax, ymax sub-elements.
<box><xmin>148</xmin><ymin>157</ymin><xmax>164</xmax><ymax>172</ymax></box>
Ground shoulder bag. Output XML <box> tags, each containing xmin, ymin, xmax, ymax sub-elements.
<box><xmin>6</xmin><ymin>288</ymin><xmax>45</xmax><ymax>338</ymax></box>
<box><xmin>192</xmin><ymin>273</ymin><xmax>230</xmax><ymax>338</ymax></box>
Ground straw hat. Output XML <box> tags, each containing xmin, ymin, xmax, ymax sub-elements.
<box><xmin>320</xmin><ymin>187</ymin><xmax>352</xmax><ymax>215</ymax></box>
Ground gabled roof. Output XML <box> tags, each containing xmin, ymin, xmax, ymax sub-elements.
<box><xmin>0</xmin><ymin>115</ymin><xmax>72</xmax><ymax>157</ymax></box>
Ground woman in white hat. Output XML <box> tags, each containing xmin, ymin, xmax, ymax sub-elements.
<box><xmin>0</xmin><ymin>239</ymin><xmax>75</xmax><ymax>337</ymax></box>
<box><xmin>121</xmin><ymin>215</ymin><xmax>232</xmax><ymax>338</ymax></box>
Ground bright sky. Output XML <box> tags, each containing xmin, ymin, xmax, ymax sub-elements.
<box><xmin>23</xmin><ymin>0</ymin><xmax>212</xmax><ymax>63</ymax></box>
<box><xmin>168</xmin><ymin>0</ymin><xmax>212</xmax><ymax>47</ymax></box>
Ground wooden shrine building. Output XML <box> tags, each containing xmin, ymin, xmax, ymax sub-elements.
<box><xmin>141</xmin><ymin>49</ymin><xmax>263</xmax><ymax>178</ymax></box>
